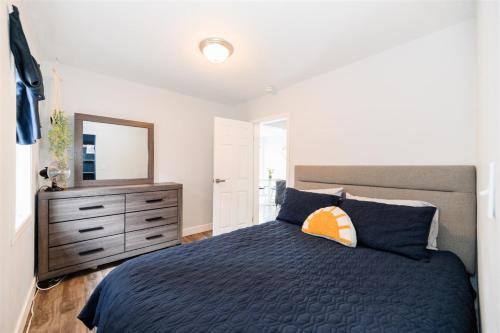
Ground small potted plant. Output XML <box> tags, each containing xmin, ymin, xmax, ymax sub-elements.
<box><xmin>267</xmin><ymin>168</ymin><xmax>274</xmax><ymax>180</ymax></box>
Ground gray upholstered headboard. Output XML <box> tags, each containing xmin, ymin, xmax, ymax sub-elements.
<box><xmin>295</xmin><ymin>165</ymin><xmax>477</xmax><ymax>274</ymax></box>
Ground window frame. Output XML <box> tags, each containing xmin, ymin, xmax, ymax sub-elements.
<box><xmin>12</xmin><ymin>142</ymin><xmax>36</xmax><ymax>243</ymax></box>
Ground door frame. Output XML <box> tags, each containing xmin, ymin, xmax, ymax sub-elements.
<box><xmin>251</xmin><ymin>113</ymin><xmax>291</xmax><ymax>225</ymax></box>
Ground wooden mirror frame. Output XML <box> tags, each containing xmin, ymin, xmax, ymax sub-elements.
<box><xmin>74</xmin><ymin>113</ymin><xmax>154</xmax><ymax>187</ymax></box>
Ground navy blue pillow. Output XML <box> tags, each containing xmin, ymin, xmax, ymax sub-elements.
<box><xmin>277</xmin><ymin>188</ymin><xmax>342</xmax><ymax>225</ymax></box>
<box><xmin>340</xmin><ymin>199</ymin><xmax>436</xmax><ymax>260</ymax></box>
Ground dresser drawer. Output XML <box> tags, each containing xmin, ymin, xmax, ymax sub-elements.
<box><xmin>49</xmin><ymin>195</ymin><xmax>125</xmax><ymax>223</ymax></box>
<box><xmin>125</xmin><ymin>207</ymin><xmax>178</xmax><ymax>232</ymax></box>
<box><xmin>49</xmin><ymin>234</ymin><xmax>124</xmax><ymax>270</ymax></box>
<box><xmin>125</xmin><ymin>224</ymin><xmax>178</xmax><ymax>251</ymax></box>
<box><xmin>126</xmin><ymin>190</ymin><xmax>177</xmax><ymax>212</ymax></box>
<box><xmin>49</xmin><ymin>215</ymin><xmax>124</xmax><ymax>247</ymax></box>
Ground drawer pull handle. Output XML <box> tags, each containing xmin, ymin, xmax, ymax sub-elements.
<box><xmin>78</xmin><ymin>226</ymin><xmax>104</xmax><ymax>233</ymax></box>
<box><xmin>79</xmin><ymin>248</ymin><xmax>104</xmax><ymax>256</ymax></box>
<box><xmin>79</xmin><ymin>205</ymin><xmax>104</xmax><ymax>211</ymax></box>
<box><xmin>145</xmin><ymin>216</ymin><xmax>165</xmax><ymax>222</ymax></box>
<box><xmin>146</xmin><ymin>234</ymin><xmax>163</xmax><ymax>240</ymax></box>
<box><xmin>145</xmin><ymin>198</ymin><xmax>163</xmax><ymax>204</ymax></box>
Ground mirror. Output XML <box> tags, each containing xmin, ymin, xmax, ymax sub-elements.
<box><xmin>74</xmin><ymin>113</ymin><xmax>154</xmax><ymax>187</ymax></box>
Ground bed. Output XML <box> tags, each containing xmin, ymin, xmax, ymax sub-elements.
<box><xmin>79</xmin><ymin>165</ymin><xmax>477</xmax><ymax>332</ymax></box>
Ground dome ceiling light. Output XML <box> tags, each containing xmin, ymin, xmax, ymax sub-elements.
<box><xmin>199</xmin><ymin>38</ymin><xmax>234</xmax><ymax>64</ymax></box>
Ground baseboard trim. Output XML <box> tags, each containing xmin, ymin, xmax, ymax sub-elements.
<box><xmin>183</xmin><ymin>223</ymin><xmax>212</xmax><ymax>237</ymax></box>
<box><xmin>15</xmin><ymin>277</ymin><xmax>36</xmax><ymax>333</ymax></box>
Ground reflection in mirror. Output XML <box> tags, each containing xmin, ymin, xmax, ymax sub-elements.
<box><xmin>82</xmin><ymin>121</ymin><xmax>149</xmax><ymax>181</ymax></box>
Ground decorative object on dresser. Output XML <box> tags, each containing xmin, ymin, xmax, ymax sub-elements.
<box><xmin>39</xmin><ymin>161</ymin><xmax>71</xmax><ymax>192</ymax></box>
<box><xmin>37</xmin><ymin>183</ymin><xmax>182</xmax><ymax>281</ymax></box>
<box><xmin>47</xmin><ymin>108</ymin><xmax>72</xmax><ymax>187</ymax></box>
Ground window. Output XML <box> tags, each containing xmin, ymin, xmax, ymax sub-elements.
<box><xmin>15</xmin><ymin>144</ymin><xmax>33</xmax><ymax>231</ymax></box>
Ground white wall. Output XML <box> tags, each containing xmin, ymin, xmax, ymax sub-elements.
<box><xmin>242</xmin><ymin>20</ymin><xmax>477</xmax><ymax>183</ymax></box>
<box><xmin>0</xmin><ymin>1</ymin><xmax>38</xmax><ymax>332</ymax></box>
<box><xmin>38</xmin><ymin>62</ymin><xmax>239</xmax><ymax>234</ymax></box>
<box><xmin>476</xmin><ymin>2</ymin><xmax>500</xmax><ymax>332</ymax></box>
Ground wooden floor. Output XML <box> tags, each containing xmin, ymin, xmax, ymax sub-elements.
<box><xmin>24</xmin><ymin>231</ymin><xmax>212</xmax><ymax>333</ymax></box>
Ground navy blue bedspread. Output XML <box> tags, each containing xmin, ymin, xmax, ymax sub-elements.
<box><xmin>79</xmin><ymin>221</ymin><xmax>476</xmax><ymax>333</ymax></box>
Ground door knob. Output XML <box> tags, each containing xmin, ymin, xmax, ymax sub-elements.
<box><xmin>215</xmin><ymin>179</ymin><xmax>226</xmax><ymax>184</ymax></box>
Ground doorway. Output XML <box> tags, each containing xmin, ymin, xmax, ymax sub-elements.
<box><xmin>256</xmin><ymin>117</ymin><xmax>288</xmax><ymax>223</ymax></box>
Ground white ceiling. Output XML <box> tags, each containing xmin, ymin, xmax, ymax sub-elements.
<box><xmin>23</xmin><ymin>1</ymin><xmax>474</xmax><ymax>105</ymax></box>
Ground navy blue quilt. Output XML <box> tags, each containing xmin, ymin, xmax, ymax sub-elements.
<box><xmin>79</xmin><ymin>221</ymin><xmax>476</xmax><ymax>333</ymax></box>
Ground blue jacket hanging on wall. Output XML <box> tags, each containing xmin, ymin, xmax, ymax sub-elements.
<box><xmin>9</xmin><ymin>5</ymin><xmax>45</xmax><ymax>145</ymax></box>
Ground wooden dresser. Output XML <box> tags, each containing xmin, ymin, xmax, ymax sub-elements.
<box><xmin>37</xmin><ymin>183</ymin><xmax>182</xmax><ymax>281</ymax></box>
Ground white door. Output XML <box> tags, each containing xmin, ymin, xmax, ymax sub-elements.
<box><xmin>213</xmin><ymin>117</ymin><xmax>253</xmax><ymax>235</ymax></box>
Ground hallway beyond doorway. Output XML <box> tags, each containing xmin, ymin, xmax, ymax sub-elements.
<box><xmin>257</xmin><ymin>118</ymin><xmax>288</xmax><ymax>223</ymax></box>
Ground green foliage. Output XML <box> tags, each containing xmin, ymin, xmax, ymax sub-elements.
<box><xmin>48</xmin><ymin>109</ymin><xmax>71</xmax><ymax>168</ymax></box>
<box><xmin>267</xmin><ymin>168</ymin><xmax>274</xmax><ymax>179</ymax></box>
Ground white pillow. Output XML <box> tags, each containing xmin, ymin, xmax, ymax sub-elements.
<box><xmin>346</xmin><ymin>193</ymin><xmax>439</xmax><ymax>250</ymax></box>
<box><xmin>304</xmin><ymin>187</ymin><xmax>344</xmax><ymax>196</ymax></box>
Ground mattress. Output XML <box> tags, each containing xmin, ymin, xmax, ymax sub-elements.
<box><xmin>79</xmin><ymin>221</ymin><xmax>476</xmax><ymax>332</ymax></box>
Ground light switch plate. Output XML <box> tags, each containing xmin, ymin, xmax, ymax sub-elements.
<box><xmin>488</xmin><ymin>161</ymin><xmax>496</xmax><ymax>219</ymax></box>
<box><xmin>479</xmin><ymin>161</ymin><xmax>496</xmax><ymax>219</ymax></box>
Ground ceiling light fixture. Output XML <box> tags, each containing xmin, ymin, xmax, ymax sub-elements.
<box><xmin>199</xmin><ymin>38</ymin><xmax>233</xmax><ymax>64</ymax></box>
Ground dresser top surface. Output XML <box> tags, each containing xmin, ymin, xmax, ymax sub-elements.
<box><xmin>38</xmin><ymin>182</ymin><xmax>182</xmax><ymax>199</ymax></box>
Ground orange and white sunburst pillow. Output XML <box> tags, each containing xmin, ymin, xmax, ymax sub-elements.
<box><xmin>302</xmin><ymin>206</ymin><xmax>357</xmax><ymax>247</ymax></box>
